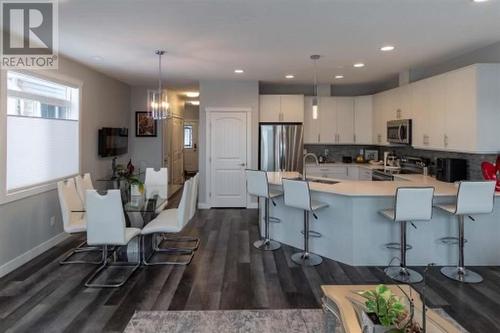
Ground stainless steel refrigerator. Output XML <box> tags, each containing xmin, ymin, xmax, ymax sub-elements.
<box><xmin>259</xmin><ymin>123</ymin><xmax>304</xmax><ymax>172</ymax></box>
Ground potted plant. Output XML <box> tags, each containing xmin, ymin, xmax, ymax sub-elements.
<box><xmin>357</xmin><ymin>284</ymin><xmax>420</xmax><ymax>333</ymax></box>
<box><xmin>128</xmin><ymin>176</ymin><xmax>144</xmax><ymax>197</ymax></box>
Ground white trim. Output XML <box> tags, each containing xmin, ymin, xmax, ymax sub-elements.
<box><xmin>206</xmin><ymin>107</ymin><xmax>252</xmax><ymax>113</ymax></box>
<box><xmin>205</xmin><ymin>107</ymin><xmax>252</xmax><ymax>208</ymax></box>
<box><xmin>0</xmin><ymin>232</ymin><xmax>70</xmax><ymax>278</ymax></box>
<box><xmin>247</xmin><ymin>202</ymin><xmax>258</xmax><ymax>209</ymax></box>
<box><xmin>197</xmin><ymin>202</ymin><xmax>211</xmax><ymax>209</ymax></box>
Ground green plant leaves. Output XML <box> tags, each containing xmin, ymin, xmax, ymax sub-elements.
<box><xmin>357</xmin><ymin>284</ymin><xmax>406</xmax><ymax>328</ymax></box>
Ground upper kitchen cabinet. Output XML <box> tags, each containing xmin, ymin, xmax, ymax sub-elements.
<box><xmin>304</xmin><ymin>96</ymin><xmax>370</xmax><ymax>144</ymax></box>
<box><xmin>259</xmin><ymin>94</ymin><xmax>304</xmax><ymax>123</ymax></box>
<box><xmin>372</xmin><ymin>90</ymin><xmax>392</xmax><ymax>145</ymax></box>
<box><xmin>353</xmin><ymin>96</ymin><xmax>373</xmax><ymax>144</ymax></box>
<box><xmin>410</xmin><ymin>64</ymin><xmax>500</xmax><ymax>153</ymax></box>
<box><xmin>335</xmin><ymin>97</ymin><xmax>355</xmax><ymax>144</ymax></box>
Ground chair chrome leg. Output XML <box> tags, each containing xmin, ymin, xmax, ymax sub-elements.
<box><xmin>254</xmin><ymin>198</ymin><xmax>281</xmax><ymax>251</ymax></box>
<box><xmin>385</xmin><ymin>221</ymin><xmax>423</xmax><ymax>283</ymax></box>
<box><xmin>85</xmin><ymin>242</ymin><xmax>141</xmax><ymax>288</ymax></box>
<box><xmin>143</xmin><ymin>235</ymin><xmax>194</xmax><ymax>266</ymax></box>
<box><xmin>60</xmin><ymin>240</ymin><xmax>103</xmax><ymax>265</ymax></box>
<box><xmin>441</xmin><ymin>216</ymin><xmax>483</xmax><ymax>284</ymax></box>
<box><xmin>292</xmin><ymin>210</ymin><xmax>322</xmax><ymax>266</ymax></box>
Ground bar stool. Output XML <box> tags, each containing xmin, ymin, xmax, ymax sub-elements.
<box><xmin>282</xmin><ymin>178</ymin><xmax>328</xmax><ymax>266</ymax></box>
<box><xmin>435</xmin><ymin>181</ymin><xmax>496</xmax><ymax>283</ymax></box>
<box><xmin>245</xmin><ymin>169</ymin><xmax>282</xmax><ymax>251</ymax></box>
<box><xmin>380</xmin><ymin>187</ymin><xmax>435</xmax><ymax>283</ymax></box>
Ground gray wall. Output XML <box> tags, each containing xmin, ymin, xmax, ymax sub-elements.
<box><xmin>411</xmin><ymin>41</ymin><xmax>500</xmax><ymax>82</ymax></box>
<box><xmin>198</xmin><ymin>80</ymin><xmax>259</xmax><ymax>206</ymax></box>
<box><xmin>0</xmin><ymin>56</ymin><xmax>131</xmax><ymax>275</ymax></box>
<box><xmin>129</xmin><ymin>87</ymin><xmax>163</xmax><ymax>170</ymax></box>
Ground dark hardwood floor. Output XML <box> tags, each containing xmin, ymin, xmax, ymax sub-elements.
<box><xmin>1</xmin><ymin>189</ymin><xmax>500</xmax><ymax>332</ymax></box>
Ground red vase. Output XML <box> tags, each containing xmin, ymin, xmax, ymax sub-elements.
<box><xmin>497</xmin><ymin>155</ymin><xmax>500</xmax><ymax>191</ymax></box>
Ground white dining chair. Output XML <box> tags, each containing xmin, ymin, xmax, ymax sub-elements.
<box><xmin>145</xmin><ymin>167</ymin><xmax>169</xmax><ymax>213</ymax></box>
<box><xmin>85</xmin><ymin>190</ymin><xmax>142</xmax><ymax>288</ymax></box>
<box><xmin>141</xmin><ymin>178</ymin><xmax>199</xmax><ymax>265</ymax></box>
<box><xmin>188</xmin><ymin>173</ymin><xmax>199</xmax><ymax>220</ymax></box>
<box><xmin>75</xmin><ymin>173</ymin><xmax>94</xmax><ymax>205</ymax></box>
<box><xmin>57</xmin><ymin>178</ymin><xmax>101</xmax><ymax>265</ymax></box>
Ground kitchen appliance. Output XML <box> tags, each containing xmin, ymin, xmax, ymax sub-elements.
<box><xmin>435</xmin><ymin>158</ymin><xmax>467</xmax><ymax>182</ymax></box>
<box><xmin>372</xmin><ymin>156</ymin><xmax>428</xmax><ymax>181</ymax></box>
<box><xmin>259</xmin><ymin>123</ymin><xmax>304</xmax><ymax>172</ymax></box>
<box><xmin>364</xmin><ymin>149</ymin><xmax>378</xmax><ymax>161</ymax></box>
<box><xmin>318</xmin><ymin>155</ymin><xmax>327</xmax><ymax>163</ymax></box>
<box><xmin>342</xmin><ymin>156</ymin><xmax>353</xmax><ymax>164</ymax></box>
<box><xmin>387</xmin><ymin>119</ymin><xmax>412</xmax><ymax>145</ymax></box>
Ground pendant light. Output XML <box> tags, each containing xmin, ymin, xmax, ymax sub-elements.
<box><xmin>311</xmin><ymin>54</ymin><xmax>320</xmax><ymax>120</ymax></box>
<box><xmin>148</xmin><ymin>50</ymin><xmax>169</xmax><ymax>120</ymax></box>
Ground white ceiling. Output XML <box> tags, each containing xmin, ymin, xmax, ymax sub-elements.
<box><xmin>59</xmin><ymin>0</ymin><xmax>500</xmax><ymax>88</ymax></box>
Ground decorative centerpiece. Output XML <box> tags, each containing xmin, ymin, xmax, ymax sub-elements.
<box><xmin>357</xmin><ymin>285</ymin><xmax>422</xmax><ymax>333</ymax></box>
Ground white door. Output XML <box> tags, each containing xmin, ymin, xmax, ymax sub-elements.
<box><xmin>303</xmin><ymin>97</ymin><xmax>320</xmax><ymax>143</ymax></box>
<box><xmin>335</xmin><ymin>97</ymin><xmax>354</xmax><ymax>143</ymax></box>
<box><xmin>354</xmin><ymin>96</ymin><xmax>373</xmax><ymax>144</ymax></box>
<box><xmin>183</xmin><ymin>120</ymin><xmax>198</xmax><ymax>172</ymax></box>
<box><xmin>281</xmin><ymin>95</ymin><xmax>304</xmax><ymax>122</ymax></box>
<box><xmin>209</xmin><ymin>112</ymin><xmax>248</xmax><ymax>207</ymax></box>
<box><xmin>259</xmin><ymin>95</ymin><xmax>281</xmax><ymax>122</ymax></box>
<box><xmin>319</xmin><ymin>97</ymin><xmax>336</xmax><ymax>143</ymax></box>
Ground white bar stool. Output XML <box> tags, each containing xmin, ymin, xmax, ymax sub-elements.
<box><xmin>282</xmin><ymin>178</ymin><xmax>328</xmax><ymax>266</ymax></box>
<box><xmin>435</xmin><ymin>181</ymin><xmax>496</xmax><ymax>283</ymax></box>
<box><xmin>380</xmin><ymin>187</ymin><xmax>435</xmax><ymax>283</ymax></box>
<box><xmin>245</xmin><ymin>170</ymin><xmax>282</xmax><ymax>251</ymax></box>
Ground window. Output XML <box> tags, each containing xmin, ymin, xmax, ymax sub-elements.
<box><xmin>184</xmin><ymin>125</ymin><xmax>193</xmax><ymax>148</ymax></box>
<box><xmin>6</xmin><ymin>71</ymin><xmax>80</xmax><ymax>192</ymax></box>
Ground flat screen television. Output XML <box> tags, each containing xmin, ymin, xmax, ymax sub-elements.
<box><xmin>98</xmin><ymin>127</ymin><xmax>128</xmax><ymax>157</ymax></box>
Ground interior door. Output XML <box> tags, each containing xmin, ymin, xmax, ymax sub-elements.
<box><xmin>210</xmin><ymin>112</ymin><xmax>248</xmax><ymax>207</ymax></box>
<box><xmin>183</xmin><ymin>120</ymin><xmax>198</xmax><ymax>172</ymax></box>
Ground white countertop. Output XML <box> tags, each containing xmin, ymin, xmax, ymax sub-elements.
<box><xmin>267</xmin><ymin>171</ymin><xmax>500</xmax><ymax>197</ymax></box>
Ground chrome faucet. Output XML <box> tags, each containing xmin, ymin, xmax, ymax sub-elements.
<box><xmin>302</xmin><ymin>153</ymin><xmax>319</xmax><ymax>180</ymax></box>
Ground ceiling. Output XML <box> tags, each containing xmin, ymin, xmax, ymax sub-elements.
<box><xmin>58</xmin><ymin>0</ymin><xmax>500</xmax><ymax>88</ymax></box>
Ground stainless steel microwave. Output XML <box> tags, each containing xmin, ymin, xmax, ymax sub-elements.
<box><xmin>387</xmin><ymin>119</ymin><xmax>412</xmax><ymax>144</ymax></box>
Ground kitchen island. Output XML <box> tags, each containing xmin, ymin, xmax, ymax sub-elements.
<box><xmin>261</xmin><ymin>172</ymin><xmax>500</xmax><ymax>266</ymax></box>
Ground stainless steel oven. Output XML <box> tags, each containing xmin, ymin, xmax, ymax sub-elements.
<box><xmin>387</xmin><ymin>119</ymin><xmax>412</xmax><ymax>145</ymax></box>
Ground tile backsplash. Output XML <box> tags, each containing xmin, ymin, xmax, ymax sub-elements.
<box><xmin>305</xmin><ymin>144</ymin><xmax>498</xmax><ymax>180</ymax></box>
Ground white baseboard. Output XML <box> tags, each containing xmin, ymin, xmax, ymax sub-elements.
<box><xmin>0</xmin><ymin>232</ymin><xmax>70</xmax><ymax>278</ymax></box>
<box><xmin>198</xmin><ymin>202</ymin><xmax>211</xmax><ymax>209</ymax></box>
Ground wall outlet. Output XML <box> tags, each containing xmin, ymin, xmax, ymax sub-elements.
<box><xmin>49</xmin><ymin>216</ymin><xmax>56</xmax><ymax>227</ymax></box>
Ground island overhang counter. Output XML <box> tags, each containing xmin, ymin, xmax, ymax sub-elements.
<box><xmin>259</xmin><ymin>172</ymin><xmax>500</xmax><ymax>266</ymax></box>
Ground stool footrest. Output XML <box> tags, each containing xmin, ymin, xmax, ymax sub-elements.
<box><xmin>301</xmin><ymin>230</ymin><xmax>322</xmax><ymax>238</ymax></box>
<box><xmin>439</xmin><ymin>237</ymin><xmax>467</xmax><ymax>245</ymax></box>
<box><xmin>268</xmin><ymin>216</ymin><xmax>281</xmax><ymax>223</ymax></box>
<box><xmin>384</xmin><ymin>242</ymin><xmax>412</xmax><ymax>251</ymax></box>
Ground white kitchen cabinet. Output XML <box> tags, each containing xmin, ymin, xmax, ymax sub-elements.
<box><xmin>372</xmin><ymin>90</ymin><xmax>392</xmax><ymax>145</ymax></box>
<box><xmin>358</xmin><ymin>168</ymin><xmax>373</xmax><ymax>181</ymax></box>
<box><xmin>304</xmin><ymin>97</ymin><xmax>320</xmax><ymax>143</ymax></box>
<box><xmin>306</xmin><ymin>164</ymin><xmax>373</xmax><ymax>181</ymax></box>
<box><xmin>354</xmin><ymin>96</ymin><xmax>373</xmax><ymax>144</ymax></box>
<box><xmin>319</xmin><ymin>97</ymin><xmax>337</xmax><ymax>143</ymax></box>
<box><xmin>347</xmin><ymin>166</ymin><xmax>359</xmax><ymax>180</ymax></box>
<box><xmin>281</xmin><ymin>95</ymin><xmax>304</xmax><ymax>122</ymax></box>
<box><xmin>259</xmin><ymin>94</ymin><xmax>304</xmax><ymax>123</ymax></box>
<box><xmin>335</xmin><ymin>97</ymin><xmax>355</xmax><ymax>144</ymax></box>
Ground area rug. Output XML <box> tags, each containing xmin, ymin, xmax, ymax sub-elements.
<box><xmin>124</xmin><ymin>309</ymin><xmax>331</xmax><ymax>333</ymax></box>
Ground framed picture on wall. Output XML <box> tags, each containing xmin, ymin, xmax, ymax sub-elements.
<box><xmin>135</xmin><ymin>111</ymin><xmax>157</xmax><ymax>137</ymax></box>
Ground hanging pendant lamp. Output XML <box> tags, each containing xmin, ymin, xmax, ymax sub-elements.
<box><xmin>310</xmin><ymin>55</ymin><xmax>320</xmax><ymax>120</ymax></box>
<box><xmin>148</xmin><ymin>50</ymin><xmax>169</xmax><ymax>120</ymax></box>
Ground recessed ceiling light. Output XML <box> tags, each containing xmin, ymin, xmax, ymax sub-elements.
<box><xmin>380</xmin><ymin>45</ymin><xmax>395</xmax><ymax>52</ymax></box>
<box><xmin>472</xmin><ymin>0</ymin><xmax>489</xmax><ymax>2</ymax></box>
<box><xmin>285</xmin><ymin>74</ymin><xmax>295</xmax><ymax>79</ymax></box>
<box><xmin>353</xmin><ymin>63</ymin><xmax>365</xmax><ymax>68</ymax></box>
<box><xmin>185</xmin><ymin>92</ymin><xmax>199</xmax><ymax>98</ymax></box>
<box><xmin>234</xmin><ymin>69</ymin><xmax>244</xmax><ymax>74</ymax></box>
<box><xmin>92</xmin><ymin>56</ymin><xmax>103</xmax><ymax>61</ymax></box>
<box><xmin>187</xmin><ymin>100</ymin><xmax>200</xmax><ymax>106</ymax></box>
<box><xmin>335</xmin><ymin>75</ymin><xmax>344</xmax><ymax>79</ymax></box>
